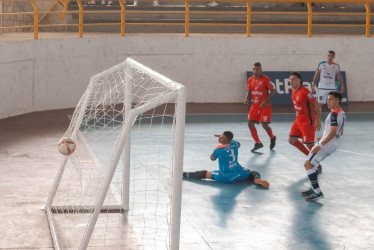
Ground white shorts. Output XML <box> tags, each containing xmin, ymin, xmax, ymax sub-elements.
<box><xmin>317</xmin><ymin>88</ymin><xmax>335</xmax><ymax>104</ymax></box>
<box><xmin>307</xmin><ymin>143</ymin><xmax>337</xmax><ymax>166</ymax></box>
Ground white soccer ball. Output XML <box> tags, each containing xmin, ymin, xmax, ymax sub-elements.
<box><xmin>57</xmin><ymin>137</ymin><xmax>76</xmax><ymax>155</ymax></box>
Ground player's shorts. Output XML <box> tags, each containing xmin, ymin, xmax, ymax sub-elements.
<box><xmin>307</xmin><ymin>143</ymin><xmax>337</xmax><ymax>166</ymax></box>
<box><xmin>289</xmin><ymin>120</ymin><xmax>315</xmax><ymax>144</ymax></box>
<box><xmin>211</xmin><ymin>169</ymin><xmax>250</xmax><ymax>183</ymax></box>
<box><xmin>317</xmin><ymin>88</ymin><xmax>335</xmax><ymax>104</ymax></box>
<box><xmin>248</xmin><ymin>105</ymin><xmax>272</xmax><ymax>124</ymax></box>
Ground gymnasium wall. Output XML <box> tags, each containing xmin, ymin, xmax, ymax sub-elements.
<box><xmin>0</xmin><ymin>36</ymin><xmax>373</xmax><ymax>119</ymax></box>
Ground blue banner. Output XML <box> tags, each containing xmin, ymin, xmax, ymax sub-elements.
<box><xmin>246</xmin><ymin>71</ymin><xmax>348</xmax><ymax>105</ymax></box>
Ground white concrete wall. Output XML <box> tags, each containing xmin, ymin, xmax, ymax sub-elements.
<box><xmin>0</xmin><ymin>36</ymin><xmax>373</xmax><ymax>119</ymax></box>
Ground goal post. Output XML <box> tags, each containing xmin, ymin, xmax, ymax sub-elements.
<box><xmin>45</xmin><ymin>58</ymin><xmax>186</xmax><ymax>250</ymax></box>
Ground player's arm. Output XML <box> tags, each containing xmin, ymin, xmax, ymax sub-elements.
<box><xmin>244</xmin><ymin>90</ymin><xmax>251</xmax><ymax>104</ymax></box>
<box><xmin>311</xmin><ymin>126</ymin><xmax>338</xmax><ymax>154</ymax></box>
<box><xmin>210</xmin><ymin>153</ymin><xmax>217</xmax><ymax>161</ymax></box>
<box><xmin>312</xmin><ymin>69</ymin><xmax>320</xmax><ymax>94</ymax></box>
<box><xmin>260</xmin><ymin>88</ymin><xmax>275</xmax><ymax>108</ymax></box>
<box><xmin>337</xmin><ymin>72</ymin><xmax>344</xmax><ymax>93</ymax></box>
<box><xmin>313</xmin><ymin>99</ymin><xmax>322</xmax><ymax>131</ymax></box>
<box><xmin>210</xmin><ymin>149</ymin><xmax>218</xmax><ymax>161</ymax></box>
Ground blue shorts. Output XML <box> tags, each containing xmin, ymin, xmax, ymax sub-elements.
<box><xmin>211</xmin><ymin>169</ymin><xmax>250</xmax><ymax>183</ymax></box>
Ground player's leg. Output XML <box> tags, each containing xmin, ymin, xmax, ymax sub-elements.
<box><xmin>183</xmin><ymin>170</ymin><xmax>208</xmax><ymax>180</ymax></box>
<box><xmin>317</xmin><ymin>88</ymin><xmax>331</xmax><ymax>113</ymax></box>
<box><xmin>303</xmin><ymin>124</ymin><xmax>324</xmax><ymax>173</ymax></box>
<box><xmin>262</xmin><ymin>123</ymin><xmax>276</xmax><ymax>150</ymax></box>
<box><xmin>289</xmin><ymin>122</ymin><xmax>310</xmax><ymax>156</ymax></box>
<box><xmin>303</xmin><ymin>148</ymin><xmax>328</xmax><ymax>201</ymax></box>
<box><xmin>304</xmin><ymin>141</ymin><xmax>322</xmax><ymax>173</ymax></box>
<box><xmin>260</xmin><ymin>105</ymin><xmax>276</xmax><ymax>149</ymax></box>
<box><xmin>289</xmin><ymin>137</ymin><xmax>310</xmax><ymax>155</ymax></box>
<box><xmin>248</xmin><ymin>170</ymin><xmax>269</xmax><ymax>188</ymax></box>
<box><xmin>304</xmin><ymin>160</ymin><xmax>323</xmax><ymax>201</ymax></box>
<box><xmin>248</xmin><ymin>107</ymin><xmax>263</xmax><ymax>152</ymax></box>
<box><xmin>317</xmin><ymin>89</ymin><xmax>330</xmax><ymax>105</ymax></box>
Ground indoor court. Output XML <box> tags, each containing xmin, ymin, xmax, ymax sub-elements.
<box><xmin>1</xmin><ymin>1</ymin><xmax>374</xmax><ymax>247</ymax></box>
<box><xmin>1</xmin><ymin>104</ymin><xmax>373</xmax><ymax>249</ymax></box>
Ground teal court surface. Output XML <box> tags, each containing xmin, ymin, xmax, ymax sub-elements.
<box><xmin>180</xmin><ymin>113</ymin><xmax>374</xmax><ymax>249</ymax></box>
<box><xmin>0</xmin><ymin>110</ymin><xmax>373</xmax><ymax>249</ymax></box>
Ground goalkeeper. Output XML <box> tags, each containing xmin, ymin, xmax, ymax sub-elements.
<box><xmin>183</xmin><ymin>131</ymin><xmax>269</xmax><ymax>188</ymax></box>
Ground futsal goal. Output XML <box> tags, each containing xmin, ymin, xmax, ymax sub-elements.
<box><xmin>45</xmin><ymin>58</ymin><xmax>186</xmax><ymax>250</ymax></box>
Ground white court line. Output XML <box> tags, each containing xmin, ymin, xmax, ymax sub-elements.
<box><xmin>336</xmin><ymin>149</ymin><xmax>374</xmax><ymax>158</ymax></box>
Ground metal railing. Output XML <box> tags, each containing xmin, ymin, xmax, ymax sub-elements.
<box><xmin>0</xmin><ymin>0</ymin><xmax>373</xmax><ymax>39</ymax></box>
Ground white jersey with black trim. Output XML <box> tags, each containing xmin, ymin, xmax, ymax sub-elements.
<box><xmin>320</xmin><ymin>108</ymin><xmax>346</xmax><ymax>148</ymax></box>
<box><xmin>317</xmin><ymin>61</ymin><xmax>340</xmax><ymax>90</ymax></box>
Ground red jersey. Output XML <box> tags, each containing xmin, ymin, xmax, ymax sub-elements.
<box><xmin>292</xmin><ymin>85</ymin><xmax>316</xmax><ymax>125</ymax></box>
<box><xmin>247</xmin><ymin>74</ymin><xmax>274</xmax><ymax>108</ymax></box>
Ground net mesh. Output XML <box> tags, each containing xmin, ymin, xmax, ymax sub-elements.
<box><xmin>46</xmin><ymin>59</ymin><xmax>183</xmax><ymax>249</ymax></box>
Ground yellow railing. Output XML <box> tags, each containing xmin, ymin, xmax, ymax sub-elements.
<box><xmin>0</xmin><ymin>0</ymin><xmax>373</xmax><ymax>39</ymax></box>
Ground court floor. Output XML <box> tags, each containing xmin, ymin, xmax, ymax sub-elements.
<box><xmin>180</xmin><ymin>113</ymin><xmax>374</xmax><ymax>250</ymax></box>
<box><xmin>0</xmin><ymin>109</ymin><xmax>373</xmax><ymax>249</ymax></box>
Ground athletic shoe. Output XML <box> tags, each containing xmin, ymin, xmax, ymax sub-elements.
<box><xmin>301</xmin><ymin>187</ymin><xmax>313</xmax><ymax>197</ymax></box>
<box><xmin>251</xmin><ymin>142</ymin><xmax>263</xmax><ymax>152</ymax></box>
<box><xmin>133</xmin><ymin>0</ymin><xmax>137</xmax><ymax>6</ymax></box>
<box><xmin>207</xmin><ymin>1</ymin><xmax>218</xmax><ymax>7</ymax></box>
<box><xmin>88</xmin><ymin>0</ymin><xmax>96</xmax><ymax>4</ymax></box>
<box><xmin>270</xmin><ymin>136</ymin><xmax>276</xmax><ymax>149</ymax></box>
<box><xmin>153</xmin><ymin>0</ymin><xmax>159</xmax><ymax>6</ymax></box>
<box><xmin>254</xmin><ymin>178</ymin><xmax>269</xmax><ymax>188</ymax></box>
<box><xmin>305</xmin><ymin>190</ymin><xmax>324</xmax><ymax>201</ymax></box>
<box><xmin>108</xmin><ymin>0</ymin><xmax>112</xmax><ymax>4</ymax></box>
<box><xmin>317</xmin><ymin>164</ymin><xmax>322</xmax><ymax>174</ymax></box>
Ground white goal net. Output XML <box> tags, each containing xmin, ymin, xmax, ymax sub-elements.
<box><xmin>45</xmin><ymin>58</ymin><xmax>186</xmax><ymax>250</ymax></box>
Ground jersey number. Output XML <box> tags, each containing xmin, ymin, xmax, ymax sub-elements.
<box><xmin>227</xmin><ymin>149</ymin><xmax>235</xmax><ymax>164</ymax></box>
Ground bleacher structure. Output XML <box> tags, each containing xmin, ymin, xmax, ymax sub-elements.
<box><xmin>0</xmin><ymin>1</ymin><xmax>373</xmax><ymax>37</ymax></box>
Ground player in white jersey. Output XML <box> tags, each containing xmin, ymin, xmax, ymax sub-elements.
<box><xmin>301</xmin><ymin>91</ymin><xmax>346</xmax><ymax>201</ymax></box>
<box><xmin>312</xmin><ymin>50</ymin><xmax>345</xmax><ymax>105</ymax></box>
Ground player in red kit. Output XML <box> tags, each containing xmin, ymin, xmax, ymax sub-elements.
<box><xmin>288</xmin><ymin>72</ymin><xmax>322</xmax><ymax>171</ymax></box>
<box><xmin>244</xmin><ymin>62</ymin><xmax>276</xmax><ymax>152</ymax></box>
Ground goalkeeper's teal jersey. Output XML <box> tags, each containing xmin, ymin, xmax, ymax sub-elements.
<box><xmin>211</xmin><ymin>140</ymin><xmax>250</xmax><ymax>183</ymax></box>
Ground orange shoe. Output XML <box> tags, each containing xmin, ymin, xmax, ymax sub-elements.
<box><xmin>254</xmin><ymin>178</ymin><xmax>269</xmax><ymax>188</ymax></box>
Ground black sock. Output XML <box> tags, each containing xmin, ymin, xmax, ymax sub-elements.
<box><xmin>183</xmin><ymin>170</ymin><xmax>207</xmax><ymax>180</ymax></box>
<box><xmin>249</xmin><ymin>171</ymin><xmax>260</xmax><ymax>181</ymax></box>
<box><xmin>307</xmin><ymin>169</ymin><xmax>320</xmax><ymax>191</ymax></box>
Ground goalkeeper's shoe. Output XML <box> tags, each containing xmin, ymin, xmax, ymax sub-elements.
<box><xmin>254</xmin><ymin>178</ymin><xmax>269</xmax><ymax>188</ymax></box>
<box><xmin>270</xmin><ymin>136</ymin><xmax>276</xmax><ymax>150</ymax></box>
<box><xmin>305</xmin><ymin>190</ymin><xmax>324</xmax><ymax>202</ymax></box>
<box><xmin>301</xmin><ymin>187</ymin><xmax>313</xmax><ymax>197</ymax></box>
<box><xmin>317</xmin><ymin>164</ymin><xmax>322</xmax><ymax>174</ymax></box>
<box><xmin>251</xmin><ymin>142</ymin><xmax>263</xmax><ymax>152</ymax></box>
